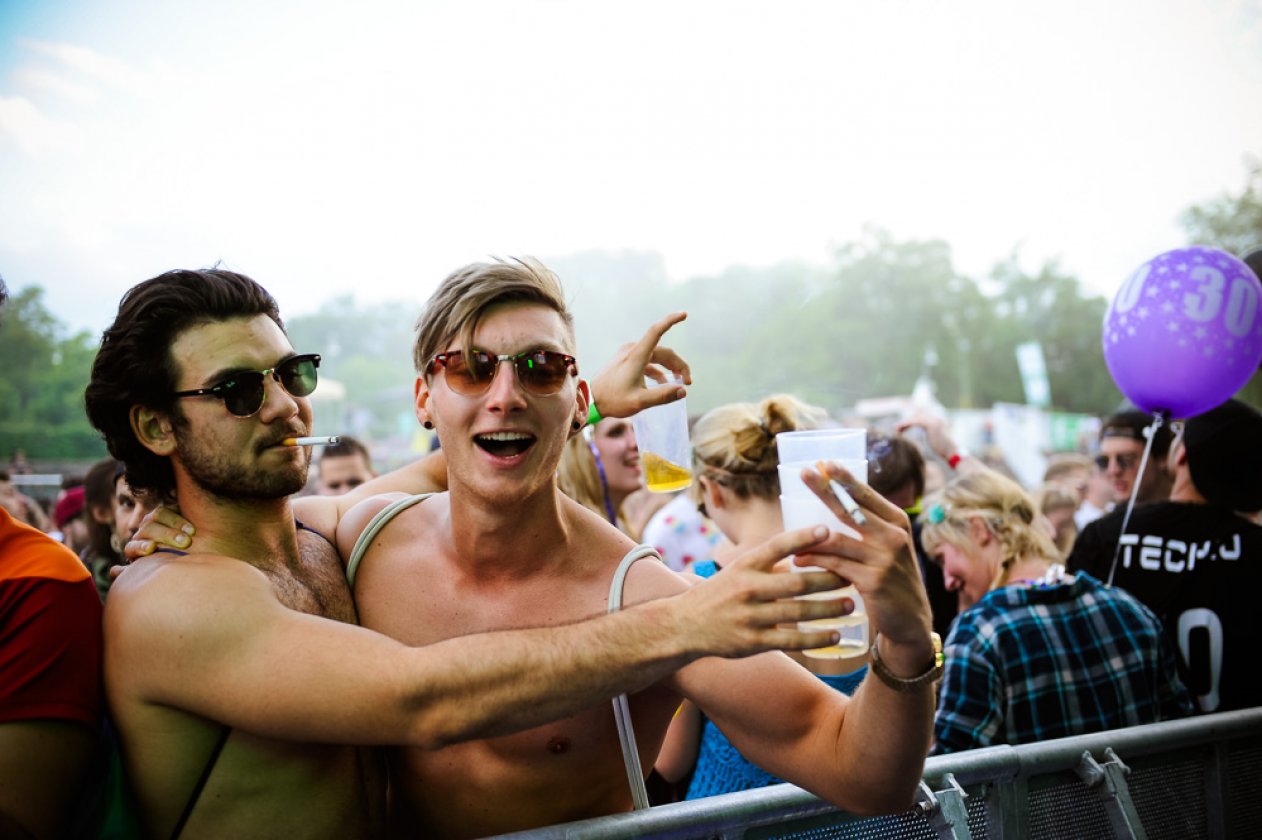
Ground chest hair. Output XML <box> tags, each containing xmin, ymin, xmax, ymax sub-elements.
<box><xmin>262</xmin><ymin>530</ymin><xmax>359</xmax><ymax>625</ymax></box>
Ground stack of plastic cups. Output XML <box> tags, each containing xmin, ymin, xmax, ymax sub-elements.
<box><xmin>776</xmin><ymin>429</ymin><xmax>869</xmax><ymax>659</ymax></box>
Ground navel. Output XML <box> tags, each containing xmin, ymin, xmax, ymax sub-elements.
<box><xmin>546</xmin><ymin>735</ymin><xmax>571</xmax><ymax>755</ymax></box>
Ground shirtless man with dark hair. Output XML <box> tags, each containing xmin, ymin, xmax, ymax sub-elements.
<box><xmin>101</xmin><ymin>267</ymin><xmax>849</xmax><ymax>837</ymax></box>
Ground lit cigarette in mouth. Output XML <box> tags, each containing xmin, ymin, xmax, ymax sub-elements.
<box><xmin>816</xmin><ymin>461</ymin><xmax>868</xmax><ymax>527</ymax></box>
<box><xmin>282</xmin><ymin>436</ymin><xmax>341</xmax><ymax>447</ymax></box>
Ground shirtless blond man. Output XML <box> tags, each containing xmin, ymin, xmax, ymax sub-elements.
<box><xmin>337</xmin><ymin>259</ymin><xmax>939</xmax><ymax>837</ymax></box>
<box><xmin>90</xmin><ymin>269</ymin><xmax>857</xmax><ymax>838</ymax></box>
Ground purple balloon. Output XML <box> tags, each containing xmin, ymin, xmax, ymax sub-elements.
<box><xmin>1103</xmin><ymin>246</ymin><xmax>1262</xmax><ymax>418</ymax></box>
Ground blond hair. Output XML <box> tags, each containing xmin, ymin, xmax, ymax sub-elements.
<box><xmin>557</xmin><ymin>432</ymin><xmax>617</xmax><ymax>524</ymax></box>
<box><xmin>1034</xmin><ymin>481</ymin><xmax>1080</xmax><ymax>555</ymax></box>
<box><xmin>690</xmin><ymin>394</ymin><xmax>829</xmax><ymax>503</ymax></box>
<box><xmin>412</xmin><ymin>257</ymin><xmax>575</xmax><ymax>374</ymax></box>
<box><xmin>919</xmin><ymin>470</ymin><xmax>1062</xmax><ymax>591</ymax></box>
<box><xmin>1042</xmin><ymin>452</ymin><xmax>1093</xmax><ymax>484</ymax></box>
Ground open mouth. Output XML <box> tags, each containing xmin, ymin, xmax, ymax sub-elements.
<box><xmin>475</xmin><ymin>431</ymin><xmax>536</xmax><ymax>458</ymax></box>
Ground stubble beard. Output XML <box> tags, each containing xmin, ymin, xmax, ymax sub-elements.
<box><xmin>175</xmin><ymin>427</ymin><xmax>308</xmax><ymax>501</ymax></box>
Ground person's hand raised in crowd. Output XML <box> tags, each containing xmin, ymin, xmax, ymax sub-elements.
<box><xmin>588</xmin><ymin>311</ymin><xmax>691</xmax><ymax>420</ymax></box>
<box><xmin>796</xmin><ymin>462</ymin><xmax>935</xmax><ymax>660</ymax></box>
<box><xmin>896</xmin><ymin>411</ymin><xmax>980</xmax><ymax>474</ymax></box>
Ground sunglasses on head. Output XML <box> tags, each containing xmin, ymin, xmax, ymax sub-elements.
<box><xmin>426</xmin><ymin>349</ymin><xmax>577</xmax><ymax>396</ymax></box>
<box><xmin>172</xmin><ymin>354</ymin><xmax>321</xmax><ymax>417</ymax></box>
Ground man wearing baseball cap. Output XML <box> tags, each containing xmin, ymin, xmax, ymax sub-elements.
<box><xmin>53</xmin><ymin>485</ymin><xmax>89</xmax><ymax>554</ymax></box>
<box><xmin>1068</xmin><ymin>398</ymin><xmax>1262</xmax><ymax>713</ymax></box>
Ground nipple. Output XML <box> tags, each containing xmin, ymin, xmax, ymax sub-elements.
<box><xmin>547</xmin><ymin>735</ymin><xmax>571</xmax><ymax>755</ymax></box>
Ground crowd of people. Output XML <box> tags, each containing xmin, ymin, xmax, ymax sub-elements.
<box><xmin>0</xmin><ymin>258</ymin><xmax>1258</xmax><ymax>837</ymax></box>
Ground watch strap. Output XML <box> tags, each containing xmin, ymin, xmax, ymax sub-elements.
<box><xmin>869</xmin><ymin>632</ymin><xmax>943</xmax><ymax>692</ymax></box>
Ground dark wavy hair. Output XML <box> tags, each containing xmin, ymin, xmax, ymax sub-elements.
<box><xmin>84</xmin><ymin>269</ymin><xmax>283</xmax><ymax>501</ymax></box>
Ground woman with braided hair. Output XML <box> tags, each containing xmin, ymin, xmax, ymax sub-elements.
<box><xmin>919</xmin><ymin>469</ymin><xmax>1193</xmax><ymax>754</ymax></box>
<box><xmin>655</xmin><ymin>394</ymin><xmax>871</xmax><ymax>800</ymax></box>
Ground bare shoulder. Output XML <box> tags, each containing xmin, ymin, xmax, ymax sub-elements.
<box><xmin>105</xmin><ymin>554</ymin><xmax>276</xmax><ymax>646</ymax></box>
<box><xmin>103</xmin><ymin>554</ymin><xmax>280</xmax><ymax>693</ymax></box>
<box><xmin>291</xmin><ymin>494</ymin><xmax>342</xmax><ymax>541</ymax></box>
<box><xmin>560</xmin><ymin>496</ymin><xmax>690</xmax><ymax>602</ymax></box>
<box><xmin>334</xmin><ymin>490</ymin><xmax>438</xmax><ymax>562</ymax></box>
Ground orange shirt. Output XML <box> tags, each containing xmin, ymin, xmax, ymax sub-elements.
<box><xmin>0</xmin><ymin>508</ymin><xmax>103</xmax><ymax>727</ymax></box>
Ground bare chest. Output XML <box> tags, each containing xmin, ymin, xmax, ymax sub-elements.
<box><xmin>357</xmin><ymin>550</ymin><xmax>612</xmax><ymax>646</ymax></box>
<box><xmin>264</xmin><ymin>530</ymin><xmax>358</xmax><ymax>625</ymax></box>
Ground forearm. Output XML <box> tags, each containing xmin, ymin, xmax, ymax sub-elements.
<box><xmin>404</xmin><ymin>598</ymin><xmax>694</xmax><ymax>748</ymax></box>
<box><xmin>834</xmin><ymin>673</ymin><xmax>934</xmax><ymax>812</ymax></box>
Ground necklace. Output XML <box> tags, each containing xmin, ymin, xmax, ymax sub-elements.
<box><xmin>1013</xmin><ymin>563</ymin><xmax>1068</xmax><ymax>588</ymax></box>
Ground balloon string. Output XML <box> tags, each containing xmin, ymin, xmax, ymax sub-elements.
<box><xmin>1106</xmin><ymin>411</ymin><xmax>1166</xmax><ymax>587</ymax></box>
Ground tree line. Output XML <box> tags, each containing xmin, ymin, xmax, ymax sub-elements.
<box><xmin>3</xmin><ymin>161</ymin><xmax>1260</xmax><ymax>461</ymax></box>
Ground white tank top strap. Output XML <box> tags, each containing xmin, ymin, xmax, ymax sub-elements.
<box><xmin>607</xmin><ymin>543</ymin><xmax>664</xmax><ymax>811</ymax></box>
<box><xmin>345</xmin><ymin>493</ymin><xmax>434</xmax><ymax>588</ymax></box>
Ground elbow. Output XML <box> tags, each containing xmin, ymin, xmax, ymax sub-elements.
<box><xmin>406</xmin><ymin>704</ymin><xmax>474</xmax><ymax>751</ymax></box>
<box><xmin>835</xmin><ymin>768</ymin><xmax>925</xmax><ymax>817</ymax></box>
<box><xmin>840</xmin><ymin>788</ymin><xmax>920</xmax><ymax>818</ymax></box>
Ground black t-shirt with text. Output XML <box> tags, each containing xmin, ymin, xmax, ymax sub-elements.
<box><xmin>1067</xmin><ymin>502</ymin><xmax>1261</xmax><ymax>714</ymax></box>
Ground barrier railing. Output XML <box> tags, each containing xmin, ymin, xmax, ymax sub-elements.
<box><xmin>495</xmin><ymin>707</ymin><xmax>1262</xmax><ymax>839</ymax></box>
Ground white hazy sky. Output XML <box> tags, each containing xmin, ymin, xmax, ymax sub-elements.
<box><xmin>2</xmin><ymin>0</ymin><xmax>1261</xmax><ymax>338</ymax></box>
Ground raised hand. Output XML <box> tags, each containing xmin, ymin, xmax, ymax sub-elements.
<box><xmin>796</xmin><ymin>463</ymin><xmax>933</xmax><ymax>651</ymax></box>
<box><xmin>666</xmin><ymin>525</ymin><xmax>855</xmax><ymax>658</ymax></box>
<box><xmin>588</xmin><ymin>311</ymin><xmax>692</xmax><ymax>420</ymax></box>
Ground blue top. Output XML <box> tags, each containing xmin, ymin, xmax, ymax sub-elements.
<box><xmin>683</xmin><ymin>559</ymin><xmax>867</xmax><ymax>799</ymax></box>
<box><xmin>685</xmin><ymin>668</ymin><xmax>866</xmax><ymax>799</ymax></box>
<box><xmin>932</xmin><ymin>572</ymin><xmax>1194</xmax><ymax>754</ymax></box>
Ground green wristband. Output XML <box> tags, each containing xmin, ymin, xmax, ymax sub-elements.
<box><xmin>587</xmin><ymin>402</ymin><xmax>602</xmax><ymax>425</ymax></box>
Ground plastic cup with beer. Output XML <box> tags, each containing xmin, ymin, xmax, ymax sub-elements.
<box><xmin>631</xmin><ymin>375</ymin><xmax>692</xmax><ymax>493</ymax></box>
<box><xmin>775</xmin><ymin>428</ymin><xmax>869</xmax><ymax>659</ymax></box>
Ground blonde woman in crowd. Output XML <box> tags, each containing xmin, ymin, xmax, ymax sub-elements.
<box><xmin>1033</xmin><ymin>482</ymin><xmax>1079</xmax><ymax>556</ymax></box>
<box><xmin>557</xmin><ymin>417</ymin><xmax>644</xmax><ymax>536</ymax></box>
<box><xmin>919</xmin><ymin>469</ymin><xmax>1192</xmax><ymax>754</ymax></box>
<box><xmin>655</xmin><ymin>394</ymin><xmax>871</xmax><ymax>799</ymax></box>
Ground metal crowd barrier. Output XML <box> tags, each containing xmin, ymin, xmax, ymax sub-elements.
<box><xmin>495</xmin><ymin>707</ymin><xmax>1262</xmax><ymax>839</ymax></box>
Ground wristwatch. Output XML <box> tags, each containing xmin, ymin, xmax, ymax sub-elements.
<box><xmin>869</xmin><ymin>632</ymin><xmax>944</xmax><ymax>692</ymax></box>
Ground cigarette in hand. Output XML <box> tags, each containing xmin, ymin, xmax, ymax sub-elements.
<box><xmin>816</xmin><ymin>461</ymin><xmax>868</xmax><ymax>526</ymax></box>
<box><xmin>282</xmin><ymin>436</ymin><xmax>341</xmax><ymax>447</ymax></box>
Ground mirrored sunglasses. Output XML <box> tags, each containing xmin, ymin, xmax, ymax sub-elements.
<box><xmin>426</xmin><ymin>349</ymin><xmax>577</xmax><ymax>396</ymax></box>
<box><xmin>172</xmin><ymin>353</ymin><xmax>321</xmax><ymax>417</ymax></box>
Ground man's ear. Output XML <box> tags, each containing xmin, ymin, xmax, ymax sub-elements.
<box><xmin>414</xmin><ymin>376</ymin><xmax>433</xmax><ymax>429</ymax></box>
<box><xmin>130</xmin><ymin>406</ymin><xmax>175</xmax><ymax>457</ymax></box>
<box><xmin>569</xmin><ymin>378</ymin><xmax>592</xmax><ymax>439</ymax></box>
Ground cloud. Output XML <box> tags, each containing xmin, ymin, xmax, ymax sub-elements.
<box><xmin>0</xmin><ymin>95</ymin><xmax>65</xmax><ymax>156</ymax></box>
<box><xmin>21</xmin><ymin>38</ymin><xmax>152</xmax><ymax>96</ymax></box>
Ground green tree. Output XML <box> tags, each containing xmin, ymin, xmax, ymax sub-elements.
<box><xmin>1178</xmin><ymin>159</ymin><xmax>1262</xmax><ymax>409</ymax></box>
<box><xmin>732</xmin><ymin>229</ymin><xmax>993</xmax><ymax>415</ymax></box>
<box><xmin>0</xmin><ymin>286</ymin><xmax>105</xmax><ymax>459</ymax></box>
<box><xmin>285</xmin><ymin>296</ymin><xmax>419</xmax><ymax>442</ymax></box>
<box><xmin>986</xmin><ymin>257</ymin><xmax>1122</xmax><ymax>415</ymax></box>
<box><xmin>1180</xmin><ymin>157</ymin><xmax>1262</xmax><ymax>257</ymax></box>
